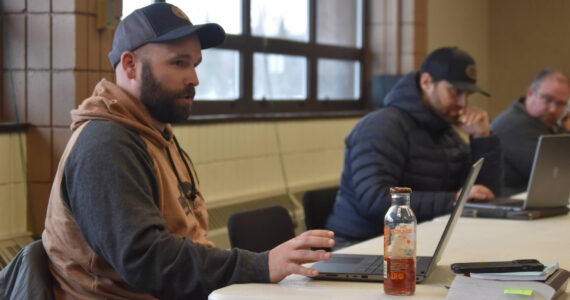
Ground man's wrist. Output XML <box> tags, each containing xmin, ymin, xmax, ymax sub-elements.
<box><xmin>471</xmin><ymin>129</ymin><xmax>491</xmax><ymax>138</ymax></box>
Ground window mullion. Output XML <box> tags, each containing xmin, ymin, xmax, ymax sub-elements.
<box><xmin>242</xmin><ymin>0</ymin><xmax>253</xmax><ymax>109</ymax></box>
<box><xmin>307</xmin><ymin>0</ymin><xmax>317</xmax><ymax>104</ymax></box>
<box><xmin>360</xmin><ymin>0</ymin><xmax>371</xmax><ymax>109</ymax></box>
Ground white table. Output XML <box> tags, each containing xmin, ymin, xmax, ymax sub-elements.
<box><xmin>210</xmin><ymin>213</ymin><xmax>570</xmax><ymax>300</ymax></box>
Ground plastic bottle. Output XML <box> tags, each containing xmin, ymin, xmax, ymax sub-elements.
<box><xmin>383</xmin><ymin>187</ymin><xmax>416</xmax><ymax>295</ymax></box>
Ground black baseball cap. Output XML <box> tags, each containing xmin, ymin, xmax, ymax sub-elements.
<box><xmin>108</xmin><ymin>3</ymin><xmax>226</xmax><ymax>68</ymax></box>
<box><xmin>420</xmin><ymin>47</ymin><xmax>490</xmax><ymax>97</ymax></box>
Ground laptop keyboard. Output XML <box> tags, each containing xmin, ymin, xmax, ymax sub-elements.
<box><xmin>355</xmin><ymin>256</ymin><xmax>383</xmax><ymax>274</ymax></box>
<box><xmin>471</xmin><ymin>197</ymin><xmax>523</xmax><ymax>207</ymax></box>
<box><xmin>494</xmin><ymin>198</ymin><xmax>524</xmax><ymax>207</ymax></box>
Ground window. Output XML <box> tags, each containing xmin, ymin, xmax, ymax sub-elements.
<box><xmin>121</xmin><ymin>0</ymin><xmax>154</xmax><ymax>19</ymax></box>
<box><xmin>316</xmin><ymin>0</ymin><xmax>362</xmax><ymax>48</ymax></box>
<box><xmin>169</xmin><ymin>0</ymin><xmax>242</xmax><ymax>34</ymax></box>
<box><xmin>195</xmin><ymin>49</ymin><xmax>240</xmax><ymax>101</ymax></box>
<box><xmin>251</xmin><ymin>0</ymin><xmax>308</xmax><ymax>42</ymax></box>
<box><xmin>253</xmin><ymin>53</ymin><xmax>307</xmax><ymax>100</ymax></box>
<box><xmin>318</xmin><ymin>58</ymin><xmax>360</xmax><ymax>100</ymax></box>
<box><xmin>122</xmin><ymin>0</ymin><xmax>369</xmax><ymax>117</ymax></box>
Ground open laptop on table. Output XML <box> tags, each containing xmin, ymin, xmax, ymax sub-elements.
<box><xmin>311</xmin><ymin>158</ymin><xmax>483</xmax><ymax>283</ymax></box>
<box><xmin>464</xmin><ymin>135</ymin><xmax>570</xmax><ymax>220</ymax></box>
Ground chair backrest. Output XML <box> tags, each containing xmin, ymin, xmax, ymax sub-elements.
<box><xmin>302</xmin><ymin>187</ymin><xmax>338</xmax><ymax>230</ymax></box>
<box><xmin>227</xmin><ymin>205</ymin><xmax>295</xmax><ymax>252</ymax></box>
<box><xmin>0</xmin><ymin>240</ymin><xmax>54</xmax><ymax>300</ymax></box>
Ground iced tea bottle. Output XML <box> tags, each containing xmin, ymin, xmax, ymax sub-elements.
<box><xmin>384</xmin><ymin>187</ymin><xmax>416</xmax><ymax>295</ymax></box>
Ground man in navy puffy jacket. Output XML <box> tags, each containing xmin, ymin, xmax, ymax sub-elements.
<box><xmin>326</xmin><ymin>47</ymin><xmax>503</xmax><ymax>247</ymax></box>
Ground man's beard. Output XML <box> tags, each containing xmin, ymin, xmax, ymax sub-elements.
<box><xmin>139</xmin><ymin>62</ymin><xmax>195</xmax><ymax>124</ymax></box>
<box><xmin>425</xmin><ymin>93</ymin><xmax>458</xmax><ymax>125</ymax></box>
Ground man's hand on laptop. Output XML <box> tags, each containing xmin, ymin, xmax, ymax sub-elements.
<box><xmin>268</xmin><ymin>230</ymin><xmax>334</xmax><ymax>283</ymax></box>
<box><xmin>456</xmin><ymin>184</ymin><xmax>495</xmax><ymax>202</ymax></box>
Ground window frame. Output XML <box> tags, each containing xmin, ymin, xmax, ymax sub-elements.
<box><xmin>154</xmin><ymin>0</ymin><xmax>371</xmax><ymax>119</ymax></box>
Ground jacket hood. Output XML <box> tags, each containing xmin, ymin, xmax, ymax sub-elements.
<box><xmin>71</xmin><ymin>79</ymin><xmax>171</xmax><ymax>148</ymax></box>
<box><xmin>384</xmin><ymin>72</ymin><xmax>450</xmax><ymax>133</ymax></box>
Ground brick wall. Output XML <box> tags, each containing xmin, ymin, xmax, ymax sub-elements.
<box><xmin>369</xmin><ymin>0</ymin><xmax>427</xmax><ymax>75</ymax></box>
<box><xmin>2</xmin><ymin>0</ymin><xmax>121</xmax><ymax>234</ymax></box>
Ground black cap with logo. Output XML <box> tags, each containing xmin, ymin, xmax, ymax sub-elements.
<box><xmin>420</xmin><ymin>47</ymin><xmax>490</xmax><ymax>97</ymax></box>
<box><xmin>108</xmin><ymin>3</ymin><xmax>226</xmax><ymax>68</ymax></box>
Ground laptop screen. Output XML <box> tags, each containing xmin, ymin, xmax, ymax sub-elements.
<box><xmin>525</xmin><ymin>135</ymin><xmax>570</xmax><ymax>208</ymax></box>
<box><xmin>428</xmin><ymin>158</ymin><xmax>483</xmax><ymax>269</ymax></box>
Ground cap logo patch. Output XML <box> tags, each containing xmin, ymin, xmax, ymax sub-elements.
<box><xmin>172</xmin><ymin>6</ymin><xmax>190</xmax><ymax>22</ymax></box>
<box><xmin>465</xmin><ymin>64</ymin><xmax>477</xmax><ymax>81</ymax></box>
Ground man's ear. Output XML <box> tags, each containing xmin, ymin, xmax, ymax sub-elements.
<box><xmin>419</xmin><ymin>72</ymin><xmax>433</xmax><ymax>94</ymax></box>
<box><xmin>526</xmin><ymin>86</ymin><xmax>535</xmax><ymax>99</ymax></box>
<box><xmin>119</xmin><ymin>51</ymin><xmax>137</xmax><ymax>79</ymax></box>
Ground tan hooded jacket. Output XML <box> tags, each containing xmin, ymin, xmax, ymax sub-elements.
<box><xmin>42</xmin><ymin>79</ymin><xmax>218</xmax><ymax>299</ymax></box>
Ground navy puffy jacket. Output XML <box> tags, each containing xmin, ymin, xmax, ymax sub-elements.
<box><xmin>325</xmin><ymin>73</ymin><xmax>503</xmax><ymax>240</ymax></box>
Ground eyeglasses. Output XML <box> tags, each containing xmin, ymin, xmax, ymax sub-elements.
<box><xmin>538</xmin><ymin>93</ymin><xmax>567</xmax><ymax>109</ymax></box>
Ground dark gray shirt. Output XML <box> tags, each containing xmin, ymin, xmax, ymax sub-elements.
<box><xmin>62</xmin><ymin>120</ymin><xmax>269</xmax><ymax>299</ymax></box>
<box><xmin>490</xmin><ymin>97</ymin><xmax>567</xmax><ymax>195</ymax></box>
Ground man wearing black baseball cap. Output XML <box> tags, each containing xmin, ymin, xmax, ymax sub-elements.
<box><xmin>42</xmin><ymin>3</ymin><xmax>333</xmax><ymax>299</ymax></box>
<box><xmin>325</xmin><ymin>47</ymin><xmax>503</xmax><ymax>249</ymax></box>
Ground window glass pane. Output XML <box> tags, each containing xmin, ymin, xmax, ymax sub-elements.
<box><xmin>251</xmin><ymin>0</ymin><xmax>308</xmax><ymax>42</ymax></box>
<box><xmin>195</xmin><ymin>49</ymin><xmax>240</xmax><ymax>101</ymax></box>
<box><xmin>122</xmin><ymin>0</ymin><xmax>153</xmax><ymax>19</ymax></box>
<box><xmin>254</xmin><ymin>53</ymin><xmax>307</xmax><ymax>100</ymax></box>
<box><xmin>316</xmin><ymin>0</ymin><xmax>362</xmax><ymax>47</ymax></box>
<box><xmin>167</xmin><ymin>0</ymin><xmax>242</xmax><ymax>34</ymax></box>
<box><xmin>318</xmin><ymin>59</ymin><xmax>360</xmax><ymax>100</ymax></box>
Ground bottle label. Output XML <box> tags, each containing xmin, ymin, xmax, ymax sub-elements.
<box><xmin>387</xmin><ymin>224</ymin><xmax>415</xmax><ymax>259</ymax></box>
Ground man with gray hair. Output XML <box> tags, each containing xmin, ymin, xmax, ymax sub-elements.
<box><xmin>490</xmin><ymin>67</ymin><xmax>570</xmax><ymax>195</ymax></box>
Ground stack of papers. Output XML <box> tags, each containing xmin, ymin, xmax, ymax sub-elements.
<box><xmin>447</xmin><ymin>267</ymin><xmax>570</xmax><ymax>300</ymax></box>
<box><xmin>470</xmin><ymin>261</ymin><xmax>559</xmax><ymax>281</ymax></box>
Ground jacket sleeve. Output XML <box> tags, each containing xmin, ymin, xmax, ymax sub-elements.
<box><xmin>346</xmin><ymin>111</ymin><xmax>455</xmax><ymax>224</ymax></box>
<box><xmin>469</xmin><ymin>133</ymin><xmax>504</xmax><ymax>196</ymax></box>
<box><xmin>492</xmin><ymin>127</ymin><xmax>539</xmax><ymax>186</ymax></box>
<box><xmin>62</xmin><ymin>121</ymin><xmax>269</xmax><ymax>299</ymax></box>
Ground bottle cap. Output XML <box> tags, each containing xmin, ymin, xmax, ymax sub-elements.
<box><xmin>389</xmin><ymin>187</ymin><xmax>412</xmax><ymax>194</ymax></box>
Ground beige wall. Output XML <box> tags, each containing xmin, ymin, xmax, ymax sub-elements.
<box><xmin>173</xmin><ymin>118</ymin><xmax>357</xmax><ymax>207</ymax></box>
<box><xmin>489</xmin><ymin>0</ymin><xmax>570</xmax><ymax>117</ymax></box>
<box><xmin>427</xmin><ymin>0</ymin><xmax>490</xmax><ymax>112</ymax></box>
<box><xmin>0</xmin><ymin>132</ymin><xmax>27</xmax><ymax>238</ymax></box>
<box><xmin>427</xmin><ymin>0</ymin><xmax>570</xmax><ymax>118</ymax></box>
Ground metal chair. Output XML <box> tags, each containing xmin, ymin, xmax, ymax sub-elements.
<box><xmin>227</xmin><ymin>205</ymin><xmax>295</xmax><ymax>252</ymax></box>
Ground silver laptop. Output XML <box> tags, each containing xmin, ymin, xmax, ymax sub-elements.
<box><xmin>311</xmin><ymin>158</ymin><xmax>483</xmax><ymax>283</ymax></box>
<box><xmin>464</xmin><ymin>135</ymin><xmax>570</xmax><ymax>219</ymax></box>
